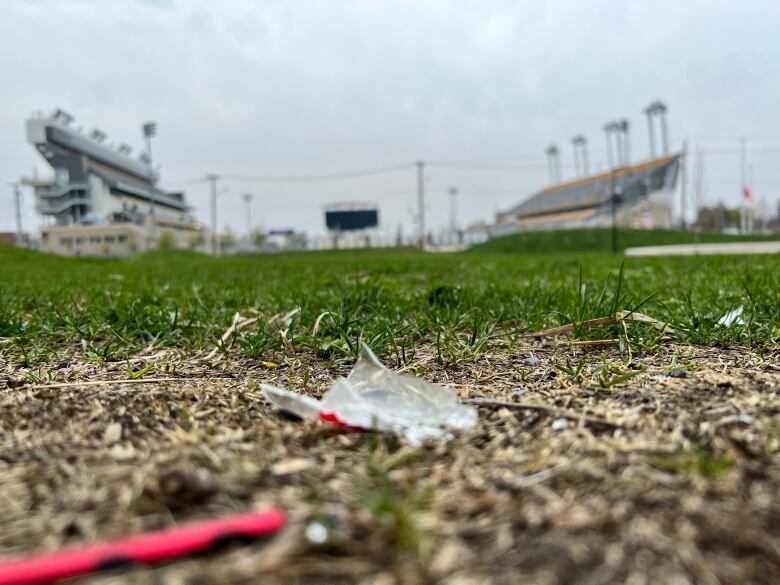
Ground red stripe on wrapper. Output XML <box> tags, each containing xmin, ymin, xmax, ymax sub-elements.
<box><xmin>318</xmin><ymin>411</ymin><xmax>366</xmax><ymax>430</ymax></box>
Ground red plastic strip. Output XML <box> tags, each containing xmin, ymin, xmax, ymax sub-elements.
<box><xmin>0</xmin><ymin>507</ymin><xmax>285</xmax><ymax>585</ymax></box>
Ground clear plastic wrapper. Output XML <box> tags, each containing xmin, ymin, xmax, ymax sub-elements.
<box><xmin>261</xmin><ymin>344</ymin><xmax>477</xmax><ymax>444</ymax></box>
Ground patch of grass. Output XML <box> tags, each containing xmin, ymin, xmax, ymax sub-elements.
<box><xmin>0</xmin><ymin>241</ymin><xmax>777</xmax><ymax>368</ymax></box>
<box><xmin>654</xmin><ymin>446</ymin><xmax>734</xmax><ymax>478</ymax></box>
<box><xmin>348</xmin><ymin>436</ymin><xmax>431</xmax><ymax>552</ymax></box>
<box><xmin>471</xmin><ymin>228</ymin><xmax>780</xmax><ymax>254</ymax></box>
<box><xmin>591</xmin><ymin>358</ymin><xmax>644</xmax><ymax>389</ymax></box>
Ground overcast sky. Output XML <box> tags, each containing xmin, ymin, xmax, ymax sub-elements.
<box><xmin>2</xmin><ymin>0</ymin><xmax>780</xmax><ymax>236</ymax></box>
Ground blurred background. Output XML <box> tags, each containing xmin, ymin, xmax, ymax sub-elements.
<box><xmin>2</xmin><ymin>0</ymin><xmax>780</xmax><ymax>253</ymax></box>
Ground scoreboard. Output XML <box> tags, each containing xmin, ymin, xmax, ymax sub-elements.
<box><xmin>325</xmin><ymin>208</ymin><xmax>379</xmax><ymax>231</ymax></box>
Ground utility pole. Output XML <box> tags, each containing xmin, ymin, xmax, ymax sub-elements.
<box><xmin>449</xmin><ymin>187</ymin><xmax>458</xmax><ymax>234</ymax></box>
<box><xmin>740</xmin><ymin>137</ymin><xmax>746</xmax><ymax>234</ymax></box>
<box><xmin>243</xmin><ymin>193</ymin><xmax>253</xmax><ymax>238</ymax></box>
<box><xmin>11</xmin><ymin>183</ymin><xmax>23</xmax><ymax>247</ymax></box>
<box><xmin>416</xmin><ymin>161</ymin><xmax>425</xmax><ymax>249</ymax></box>
<box><xmin>208</xmin><ymin>173</ymin><xmax>219</xmax><ymax>254</ymax></box>
<box><xmin>680</xmin><ymin>139</ymin><xmax>688</xmax><ymax>230</ymax></box>
<box><xmin>748</xmin><ymin>163</ymin><xmax>754</xmax><ymax>233</ymax></box>
<box><xmin>693</xmin><ymin>147</ymin><xmax>703</xmax><ymax>242</ymax></box>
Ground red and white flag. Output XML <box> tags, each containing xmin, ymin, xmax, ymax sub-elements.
<box><xmin>742</xmin><ymin>186</ymin><xmax>752</xmax><ymax>202</ymax></box>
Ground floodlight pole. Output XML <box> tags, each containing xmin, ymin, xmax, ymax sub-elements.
<box><xmin>610</xmin><ymin>171</ymin><xmax>619</xmax><ymax>254</ymax></box>
<box><xmin>545</xmin><ymin>145</ymin><xmax>560</xmax><ymax>183</ymax></box>
<box><xmin>620</xmin><ymin>120</ymin><xmax>630</xmax><ymax>167</ymax></box>
<box><xmin>645</xmin><ymin>106</ymin><xmax>656</xmax><ymax>159</ymax></box>
<box><xmin>142</xmin><ymin>122</ymin><xmax>157</xmax><ymax>243</ymax></box>
<box><xmin>614</xmin><ymin>128</ymin><xmax>624</xmax><ymax>167</ymax></box>
<box><xmin>416</xmin><ymin>161</ymin><xmax>425</xmax><ymax>249</ymax></box>
<box><xmin>208</xmin><ymin>173</ymin><xmax>219</xmax><ymax>255</ymax></box>
<box><xmin>659</xmin><ymin>104</ymin><xmax>669</xmax><ymax>155</ymax></box>
<box><xmin>571</xmin><ymin>140</ymin><xmax>581</xmax><ymax>178</ymax></box>
<box><xmin>572</xmin><ymin>135</ymin><xmax>589</xmax><ymax>177</ymax></box>
<box><xmin>604</xmin><ymin>125</ymin><xmax>614</xmax><ymax>169</ymax></box>
<box><xmin>581</xmin><ymin>139</ymin><xmax>589</xmax><ymax>176</ymax></box>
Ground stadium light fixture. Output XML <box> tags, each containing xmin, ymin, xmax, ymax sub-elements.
<box><xmin>90</xmin><ymin>129</ymin><xmax>107</xmax><ymax>143</ymax></box>
<box><xmin>142</xmin><ymin>122</ymin><xmax>157</xmax><ymax>138</ymax></box>
<box><xmin>52</xmin><ymin>108</ymin><xmax>74</xmax><ymax>126</ymax></box>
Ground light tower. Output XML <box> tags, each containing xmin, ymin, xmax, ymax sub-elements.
<box><xmin>572</xmin><ymin>135</ymin><xmax>589</xmax><ymax>177</ymax></box>
<box><xmin>604</xmin><ymin>120</ymin><xmax>629</xmax><ymax>168</ymax></box>
<box><xmin>644</xmin><ymin>100</ymin><xmax>669</xmax><ymax>158</ymax></box>
<box><xmin>603</xmin><ymin>122</ymin><xmax>618</xmax><ymax>169</ymax></box>
<box><xmin>618</xmin><ymin>119</ymin><xmax>630</xmax><ymax>166</ymax></box>
<box><xmin>142</xmin><ymin>121</ymin><xmax>158</xmax><ymax>241</ymax></box>
<box><xmin>571</xmin><ymin>138</ymin><xmax>581</xmax><ymax>177</ymax></box>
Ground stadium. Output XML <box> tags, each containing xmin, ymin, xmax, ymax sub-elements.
<box><xmin>494</xmin><ymin>154</ymin><xmax>681</xmax><ymax>234</ymax></box>
<box><xmin>23</xmin><ymin>109</ymin><xmax>203</xmax><ymax>256</ymax></box>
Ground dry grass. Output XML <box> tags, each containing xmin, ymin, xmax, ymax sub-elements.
<box><xmin>1</xmin><ymin>342</ymin><xmax>779</xmax><ymax>584</ymax></box>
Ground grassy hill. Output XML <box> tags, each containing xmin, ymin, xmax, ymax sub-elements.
<box><xmin>469</xmin><ymin>228</ymin><xmax>779</xmax><ymax>254</ymax></box>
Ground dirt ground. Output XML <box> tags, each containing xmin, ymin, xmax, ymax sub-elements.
<box><xmin>1</xmin><ymin>342</ymin><xmax>779</xmax><ymax>584</ymax></box>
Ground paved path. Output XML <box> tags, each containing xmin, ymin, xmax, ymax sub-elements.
<box><xmin>625</xmin><ymin>241</ymin><xmax>780</xmax><ymax>256</ymax></box>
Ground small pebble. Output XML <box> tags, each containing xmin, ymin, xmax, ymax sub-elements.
<box><xmin>305</xmin><ymin>521</ymin><xmax>328</xmax><ymax>544</ymax></box>
<box><xmin>524</xmin><ymin>355</ymin><xmax>541</xmax><ymax>367</ymax></box>
<box><xmin>668</xmin><ymin>370</ymin><xmax>687</xmax><ymax>378</ymax></box>
<box><xmin>737</xmin><ymin>414</ymin><xmax>754</xmax><ymax>425</ymax></box>
<box><xmin>513</xmin><ymin>388</ymin><xmax>529</xmax><ymax>398</ymax></box>
<box><xmin>551</xmin><ymin>418</ymin><xmax>568</xmax><ymax>431</ymax></box>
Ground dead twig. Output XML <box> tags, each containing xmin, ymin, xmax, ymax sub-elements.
<box><xmin>203</xmin><ymin>312</ymin><xmax>260</xmax><ymax>362</ymax></box>
<box><xmin>28</xmin><ymin>377</ymin><xmax>208</xmax><ymax>390</ymax></box>
<box><xmin>524</xmin><ymin>310</ymin><xmax>675</xmax><ymax>339</ymax></box>
<box><xmin>466</xmin><ymin>397</ymin><xmax>624</xmax><ymax>429</ymax></box>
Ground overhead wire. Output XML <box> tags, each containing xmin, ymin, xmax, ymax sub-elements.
<box><xmin>217</xmin><ymin>162</ymin><xmax>414</xmax><ymax>183</ymax></box>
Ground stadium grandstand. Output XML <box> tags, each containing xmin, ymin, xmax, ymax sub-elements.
<box><xmin>22</xmin><ymin>109</ymin><xmax>203</xmax><ymax>256</ymax></box>
<box><xmin>495</xmin><ymin>154</ymin><xmax>681</xmax><ymax>233</ymax></box>
<box><xmin>494</xmin><ymin>100</ymin><xmax>682</xmax><ymax>234</ymax></box>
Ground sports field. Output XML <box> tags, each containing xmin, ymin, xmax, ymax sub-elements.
<box><xmin>0</xmin><ymin>230</ymin><xmax>778</xmax><ymax>583</ymax></box>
